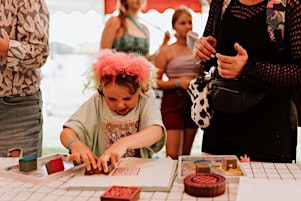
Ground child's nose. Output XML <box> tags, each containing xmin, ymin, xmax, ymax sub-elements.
<box><xmin>116</xmin><ymin>101</ymin><xmax>125</xmax><ymax>109</ymax></box>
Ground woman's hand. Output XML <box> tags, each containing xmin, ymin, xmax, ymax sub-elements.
<box><xmin>162</xmin><ymin>31</ymin><xmax>171</xmax><ymax>46</ymax></box>
<box><xmin>216</xmin><ymin>43</ymin><xmax>248</xmax><ymax>79</ymax></box>
<box><xmin>193</xmin><ymin>36</ymin><xmax>217</xmax><ymax>62</ymax></box>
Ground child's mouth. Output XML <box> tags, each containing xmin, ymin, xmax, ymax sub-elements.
<box><xmin>117</xmin><ymin>108</ymin><xmax>129</xmax><ymax>115</ymax></box>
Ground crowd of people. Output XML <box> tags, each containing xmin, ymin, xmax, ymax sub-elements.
<box><xmin>2</xmin><ymin>0</ymin><xmax>301</xmax><ymax>169</ymax></box>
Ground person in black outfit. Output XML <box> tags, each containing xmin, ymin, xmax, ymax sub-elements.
<box><xmin>193</xmin><ymin>0</ymin><xmax>301</xmax><ymax>163</ymax></box>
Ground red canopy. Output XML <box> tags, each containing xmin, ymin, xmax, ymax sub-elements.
<box><xmin>104</xmin><ymin>0</ymin><xmax>202</xmax><ymax>14</ymax></box>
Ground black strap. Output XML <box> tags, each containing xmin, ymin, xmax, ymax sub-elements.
<box><xmin>212</xmin><ymin>0</ymin><xmax>224</xmax><ymax>37</ymax></box>
<box><xmin>203</xmin><ymin>0</ymin><xmax>224</xmax><ymax>73</ymax></box>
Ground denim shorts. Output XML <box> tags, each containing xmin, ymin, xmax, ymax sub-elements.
<box><xmin>0</xmin><ymin>90</ymin><xmax>43</xmax><ymax>157</ymax></box>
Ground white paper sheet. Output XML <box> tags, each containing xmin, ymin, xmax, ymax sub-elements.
<box><xmin>236</xmin><ymin>177</ymin><xmax>301</xmax><ymax>201</ymax></box>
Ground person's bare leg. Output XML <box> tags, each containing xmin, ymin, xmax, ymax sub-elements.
<box><xmin>182</xmin><ymin>128</ymin><xmax>198</xmax><ymax>156</ymax></box>
<box><xmin>166</xmin><ymin>129</ymin><xmax>183</xmax><ymax>159</ymax></box>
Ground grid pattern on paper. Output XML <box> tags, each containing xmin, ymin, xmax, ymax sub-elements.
<box><xmin>241</xmin><ymin>162</ymin><xmax>301</xmax><ymax>181</ymax></box>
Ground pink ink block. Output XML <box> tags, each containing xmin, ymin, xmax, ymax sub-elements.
<box><xmin>45</xmin><ymin>158</ymin><xmax>64</xmax><ymax>174</ymax></box>
<box><xmin>100</xmin><ymin>186</ymin><xmax>141</xmax><ymax>201</ymax></box>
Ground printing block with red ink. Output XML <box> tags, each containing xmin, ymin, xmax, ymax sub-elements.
<box><xmin>45</xmin><ymin>157</ymin><xmax>65</xmax><ymax>175</ymax></box>
<box><xmin>85</xmin><ymin>161</ymin><xmax>115</xmax><ymax>175</ymax></box>
<box><xmin>184</xmin><ymin>173</ymin><xmax>226</xmax><ymax>197</ymax></box>
<box><xmin>100</xmin><ymin>186</ymin><xmax>141</xmax><ymax>201</ymax></box>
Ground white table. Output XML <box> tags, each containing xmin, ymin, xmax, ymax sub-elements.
<box><xmin>1</xmin><ymin>157</ymin><xmax>301</xmax><ymax>201</ymax></box>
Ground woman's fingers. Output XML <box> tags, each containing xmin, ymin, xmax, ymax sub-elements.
<box><xmin>193</xmin><ymin>36</ymin><xmax>217</xmax><ymax>61</ymax></box>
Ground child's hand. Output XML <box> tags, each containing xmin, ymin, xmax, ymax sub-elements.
<box><xmin>66</xmin><ymin>141</ymin><xmax>98</xmax><ymax>171</ymax></box>
<box><xmin>97</xmin><ymin>141</ymin><xmax>128</xmax><ymax>173</ymax></box>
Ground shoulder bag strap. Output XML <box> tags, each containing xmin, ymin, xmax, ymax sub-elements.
<box><xmin>212</xmin><ymin>0</ymin><xmax>224</xmax><ymax>37</ymax></box>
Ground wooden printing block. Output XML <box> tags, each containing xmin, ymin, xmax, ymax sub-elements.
<box><xmin>196</xmin><ymin>163</ymin><xmax>211</xmax><ymax>173</ymax></box>
<box><xmin>100</xmin><ymin>186</ymin><xmax>141</xmax><ymax>201</ymax></box>
<box><xmin>85</xmin><ymin>162</ymin><xmax>114</xmax><ymax>175</ymax></box>
<box><xmin>19</xmin><ymin>156</ymin><xmax>37</xmax><ymax>172</ymax></box>
<box><xmin>184</xmin><ymin>173</ymin><xmax>226</xmax><ymax>197</ymax></box>
<box><xmin>46</xmin><ymin>157</ymin><xmax>65</xmax><ymax>174</ymax></box>
<box><xmin>222</xmin><ymin>156</ymin><xmax>237</xmax><ymax>170</ymax></box>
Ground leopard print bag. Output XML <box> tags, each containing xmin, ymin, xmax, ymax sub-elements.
<box><xmin>187</xmin><ymin>70</ymin><xmax>215</xmax><ymax>128</ymax></box>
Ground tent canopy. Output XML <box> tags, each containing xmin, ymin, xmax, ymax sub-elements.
<box><xmin>105</xmin><ymin>0</ymin><xmax>202</xmax><ymax>14</ymax></box>
<box><xmin>45</xmin><ymin>0</ymin><xmax>104</xmax><ymax>14</ymax></box>
<box><xmin>45</xmin><ymin>0</ymin><xmax>207</xmax><ymax>14</ymax></box>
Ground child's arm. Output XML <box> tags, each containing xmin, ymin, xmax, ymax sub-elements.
<box><xmin>97</xmin><ymin>125</ymin><xmax>163</xmax><ymax>172</ymax></box>
<box><xmin>60</xmin><ymin>127</ymin><xmax>98</xmax><ymax>171</ymax></box>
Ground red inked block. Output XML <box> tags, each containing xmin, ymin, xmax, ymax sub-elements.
<box><xmin>184</xmin><ymin>173</ymin><xmax>226</xmax><ymax>197</ymax></box>
<box><xmin>100</xmin><ymin>186</ymin><xmax>141</xmax><ymax>201</ymax></box>
<box><xmin>46</xmin><ymin>158</ymin><xmax>65</xmax><ymax>174</ymax></box>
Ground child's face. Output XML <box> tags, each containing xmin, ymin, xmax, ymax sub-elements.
<box><xmin>102</xmin><ymin>82</ymin><xmax>139</xmax><ymax>115</ymax></box>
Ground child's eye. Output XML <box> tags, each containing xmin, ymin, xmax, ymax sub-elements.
<box><xmin>124</xmin><ymin>97</ymin><xmax>131</xmax><ymax>101</ymax></box>
<box><xmin>108</xmin><ymin>97</ymin><xmax>116</xmax><ymax>101</ymax></box>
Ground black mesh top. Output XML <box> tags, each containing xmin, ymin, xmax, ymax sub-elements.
<box><xmin>202</xmin><ymin>0</ymin><xmax>301</xmax><ymax>162</ymax></box>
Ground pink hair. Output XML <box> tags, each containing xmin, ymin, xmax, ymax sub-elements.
<box><xmin>88</xmin><ymin>50</ymin><xmax>157</xmax><ymax>92</ymax></box>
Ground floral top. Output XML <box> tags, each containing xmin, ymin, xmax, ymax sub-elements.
<box><xmin>0</xmin><ymin>0</ymin><xmax>50</xmax><ymax>97</ymax></box>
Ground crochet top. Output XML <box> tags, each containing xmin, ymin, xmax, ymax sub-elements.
<box><xmin>202</xmin><ymin>0</ymin><xmax>301</xmax><ymax>162</ymax></box>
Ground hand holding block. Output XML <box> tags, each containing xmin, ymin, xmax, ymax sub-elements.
<box><xmin>46</xmin><ymin>158</ymin><xmax>65</xmax><ymax>174</ymax></box>
<box><xmin>85</xmin><ymin>162</ymin><xmax>115</xmax><ymax>175</ymax></box>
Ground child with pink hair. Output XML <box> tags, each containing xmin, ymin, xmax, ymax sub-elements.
<box><xmin>60</xmin><ymin>50</ymin><xmax>166</xmax><ymax>172</ymax></box>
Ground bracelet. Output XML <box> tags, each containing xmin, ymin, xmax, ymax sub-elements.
<box><xmin>67</xmin><ymin>138</ymin><xmax>80</xmax><ymax>150</ymax></box>
<box><xmin>175</xmin><ymin>79</ymin><xmax>180</xmax><ymax>88</ymax></box>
